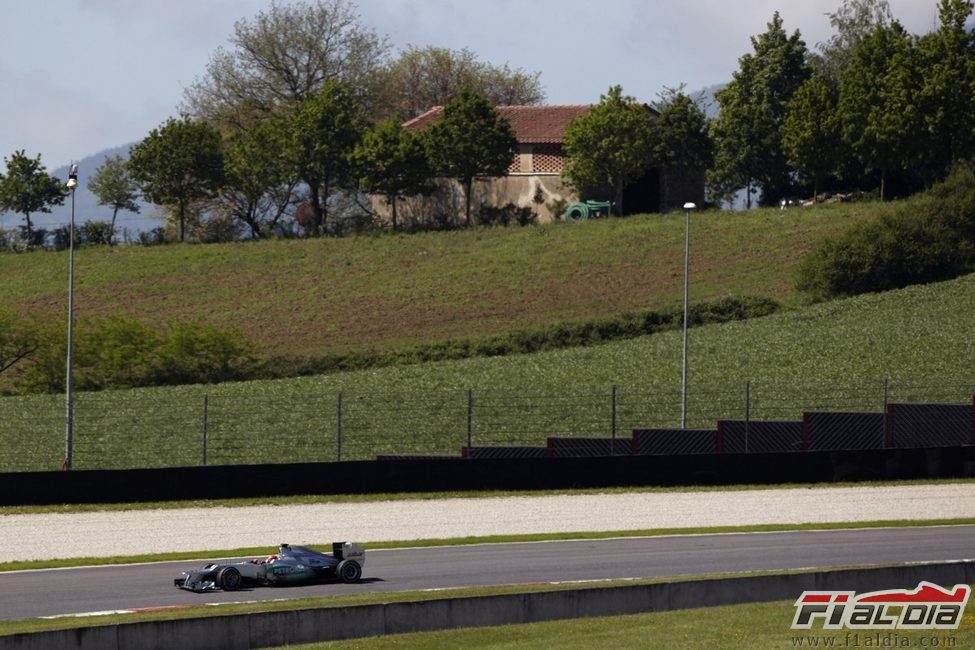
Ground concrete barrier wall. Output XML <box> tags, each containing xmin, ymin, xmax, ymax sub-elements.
<box><xmin>4</xmin><ymin>561</ymin><xmax>973</xmax><ymax>650</ymax></box>
<box><xmin>2</xmin><ymin>445</ymin><xmax>974</xmax><ymax>506</ymax></box>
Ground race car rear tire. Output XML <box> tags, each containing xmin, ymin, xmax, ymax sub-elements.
<box><xmin>336</xmin><ymin>560</ymin><xmax>362</xmax><ymax>583</ymax></box>
<box><xmin>217</xmin><ymin>566</ymin><xmax>242</xmax><ymax>590</ymax></box>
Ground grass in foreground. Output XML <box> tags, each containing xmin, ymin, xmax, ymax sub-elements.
<box><xmin>293</xmin><ymin>598</ymin><xmax>975</xmax><ymax>650</ymax></box>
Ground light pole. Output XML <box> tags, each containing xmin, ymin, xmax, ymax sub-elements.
<box><xmin>680</xmin><ymin>202</ymin><xmax>696</xmax><ymax>429</ymax></box>
<box><xmin>64</xmin><ymin>163</ymin><xmax>78</xmax><ymax>470</ymax></box>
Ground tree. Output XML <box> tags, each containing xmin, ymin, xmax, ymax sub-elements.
<box><xmin>352</xmin><ymin>119</ymin><xmax>432</xmax><ymax>229</ymax></box>
<box><xmin>128</xmin><ymin>116</ymin><xmax>226</xmax><ymax>242</ymax></box>
<box><xmin>915</xmin><ymin>0</ymin><xmax>975</xmax><ymax>179</ymax></box>
<box><xmin>813</xmin><ymin>0</ymin><xmax>893</xmax><ymax>83</ymax></box>
<box><xmin>0</xmin><ymin>150</ymin><xmax>67</xmax><ymax>247</ymax></box>
<box><xmin>283</xmin><ymin>80</ymin><xmax>366</xmax><ymax>235</ymax></box>
<box><xmin>561</xmin><ymin>86</ymin><xmax>654</xmax><ymax>216</ymax></box>
<box><xmin>424</xmin><ymin>86</ymin><xmax>519</xmax><ymax>226</ymax></box>
<box><xmin>649</xmin><ymin>88</ymin><xmax>713</xmax><ymax>210</ymax></box>
<box><xmin>709</xmin><ymin>12</ymin><xmax>812</xmax><ymax>207</ymax></box>
<box><xmin>182</xmin><ymin>0</ymin><xmax>389</xmax><ymax>131</ymax></box>
<box><xmin>87</xmin><ymin>155</ymin><xmax>140</xmax><ymax>245</ymax></box>
<box><xmin>220</xmin><ymin>117</ymin><xmax>295</xmax><ymax>238</ymax></box>
<box><xmin>838</xmin><ymin>21</ymin><xmax>922</xmax><ymax>200</ymax></box>
<box><xmin>781</xmin><ymin>76</ymin><xmax>844</xmax><ymax>199</ymax></box>
<box><xmin>375</xmin><ymin>46</ymin><xmax>544</xmax><ymax>122</ymax></box>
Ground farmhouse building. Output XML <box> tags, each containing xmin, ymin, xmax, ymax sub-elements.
<box><xmin>377</xmin><ymin>104</ymin><xmax>705</xmax><ymax>226</ymax></box>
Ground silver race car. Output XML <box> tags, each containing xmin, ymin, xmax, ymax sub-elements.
<box><xmin>174</xmin><ymin>542</ymin><xmax>365</xmax><ymax>592</ymax></box>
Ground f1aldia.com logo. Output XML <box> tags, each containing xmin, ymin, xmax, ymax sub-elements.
<box><xmin>792</xmin><ymin>582</ymin><xmax>971</xmax><ymax>630</ymax></box>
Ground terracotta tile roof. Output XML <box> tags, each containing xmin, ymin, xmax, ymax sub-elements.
<box><xmin>402</xmin><ymin>106</ymin><xmax>445</xmax><ymax>131</ymax></box>
<box><xmin>497</xmin><ymin>105</ymin><xmax>592</xmax><ymax>143</ymax></box>
<box><xmin>404</xmin><ymin>104</ymin><xmax>595</xmax><ymax>144</ymax></box>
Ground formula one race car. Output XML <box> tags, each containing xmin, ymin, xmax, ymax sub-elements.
<box><xmin>174</xmin><ymin>542</ymin><xmax>365</xmax><ymax>592</ymax></box>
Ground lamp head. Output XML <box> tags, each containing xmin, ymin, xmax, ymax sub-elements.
<box><xmin>67</xmin><ymin>162</ymin><xmax>78</xmax><ymax>189</ymax></box>
<box><xmin>683</xmin><ymin>202</ymin><xmax>696</xmax><ymax>210</ymax></box>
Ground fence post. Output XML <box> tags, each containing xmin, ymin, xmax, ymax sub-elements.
<box><xmin>882</xmin><ymin>378</ymin><xmax>889</xmax><ymax>448</ymax></box>
<box><xmin>610</xmin><ymin>385</ymin><xmax>617</xmax><ymax>455</ymax></box>
<box><xmin>337</xmin><ymin>391</ymin><xmax>343</xmax><ymax>462</ymax></box>
<box><xmin>201</xmin><ymin>393</ymin><xmax>208</xmax><ymax>466</ymax></box>
<box><xmin>744</xmin><ymin>381</ymin><xmax>750</xmax><ymax>454</ymax></box>
<box><xmin>466</xmin><ymin>389</ymin><xmax>473</xmax><ymax>453</ymax></box>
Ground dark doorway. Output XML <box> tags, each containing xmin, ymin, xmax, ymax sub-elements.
<box><xmin>622</xmin><ymin>167</ymin><xmax>660</xmax><ymax>215</ymax></box>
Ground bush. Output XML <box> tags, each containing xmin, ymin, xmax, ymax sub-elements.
<box><xmin>476</xmin><ymin>203</ymin><xmax>537</xmax><ymax>227</ymax></box>
<box><xmin>796</xmin><ymin>165</ymin><xmax>975</xmax><ymax>301</ymax></box>
<box><xmin>139</xmin><ymin>227</ymin><xmax>168</xmax><ymax>246</ymax></box>
<box><xmin>256</xmin><ymin>296</ymin><xmax>780</xmax><ymax>381</ymax></box>
<box><xmin>154</xmin><ymin>321</ymin><xmax>257</xmax><ymax>385</ymax></box>
<box><xmin>14</xmin><ymin>316</ymin><xmax>256</xmax><ymax>393</ymax></box>
<box><xmin>84</xmin><ymin>221</ymin><xmax>114</xmax><ymax>246</ymax></box>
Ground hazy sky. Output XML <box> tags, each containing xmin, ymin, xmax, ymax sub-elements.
<box><xmin>0</xmin><ymin>0</ymin><xmax>943</xmax><ymax>169</ymax></box>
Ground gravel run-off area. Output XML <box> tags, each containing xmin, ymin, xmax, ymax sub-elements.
<box><xmin>2</xmin><ymin>483</ymin><xmax>974</xmax><ymax>562</ymax></box>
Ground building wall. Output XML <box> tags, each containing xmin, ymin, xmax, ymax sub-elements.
<box><xmin>370</xmin><ymin>140</ymin><xmax>704</xmax><ymax>225</ymax></box>
<box><xmin>374</xmin><ymin>173</ymin><xmax>576</xmax><ymax>226</ymax></box>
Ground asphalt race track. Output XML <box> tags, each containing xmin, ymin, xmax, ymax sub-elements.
<box><xmin>2</xmin><ymin>526</ymin><xmax>973</xmax><ymax>620</ymax></box>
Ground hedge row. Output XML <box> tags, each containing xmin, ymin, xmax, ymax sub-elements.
<box><xmin>258</xmin><ymin>295</ymin><xmax>781</xmax><ymax>379</ymax></box>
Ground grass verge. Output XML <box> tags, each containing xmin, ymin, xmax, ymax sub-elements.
<box><xmin>296</xmin><ymin>597</ymin><xmax>975</xmax><ymax>650</ymax></box>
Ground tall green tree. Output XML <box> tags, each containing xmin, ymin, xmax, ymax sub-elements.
<box><xmin>424</xmin><ymin>86</ymin><xmax>518</xmax><ymax>226</ymax></box>
<box><xmin>128</xmin><ymin>116</ymin><xmax>226</xmax><ymax>242</ymax></box>
<box><xmin>562</xmin><ymin>86</ymin><xmax>654</xmax><ymax>216</ymax></box>
<box><xmin>813</xmin><ymin>0</ymin><xmax>893</xmax><ymax>83</ymax></box>
<box><xmin>352</xmin><ymin>119</ymin><xmax>432</xmax><ymax>230</ymax></box>
<box><xmin>284</xmin><ymin>80</ymin><xmax>366</xmax><ymax>235</ymax></box>
<box><xmin>915</xmin><ymin>0</ymin><xmax>975</xmax><ymax>179</ymax></box>
<box><xmin>375</xmin><ymin>46</ymin><xmax>545</xmax><ymax>122</ymax></box>
<box><xmin>87</xmin><ymin>155</ymin><xmax>140</xmax><ymax>245</ymax></box>
<box><xmin>781</xmin><ymin>76</ymin><xmax>844</xmax><ymax>199</ymax></box>
<box><xmin>838</xmin><ymin>20</ymin><xmax>922</xmax><ymax>200</ymax></box>
<box><xmin>709</xmin><ymin>12</ymin><xmax>812</xmax><ymax>207</ymax></box>
<box><xmin>0</xmin><ymin>151</ymin><xmax>67</xmax><ymax>247</ymax></box>
<box><xmin>182</xmin><ymin>0</ymin><xmax>389</xmax><ymax>131</ymax></box>
<box><xmin>220</xmin><ymin>117</ymin><xmax>295</xmax><ymax>238</ymax></box>
<box><xmin>649</xmin><ymin>88</ymin><xmax>713</xmax><ymax>210</ymax></box>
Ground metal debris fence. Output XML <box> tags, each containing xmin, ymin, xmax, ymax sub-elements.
<box><xmin>0</xmin><ymin>379</ymin><xmax>972</xmax><ymax>472</ymax></box>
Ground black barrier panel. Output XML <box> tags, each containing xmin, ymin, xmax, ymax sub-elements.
<box><xmin>717</xmin><ymin>420</ymin><xmax>804</xmax><ymax>454</ymax></box>
<box><xmin>1</xmin><ymin>447</ymin><xmax>973</xmax><ymax>506</ymax></box>
<box><xmin>888</xmin><ymin>403</ymin><xmax>973</xmax><ymax>448</ymax></box>
<box><xmin>632</xmin><ymin>428</ymin><xmax>716</xmax><ymax>455</ymax></box>
<box><xmin>547</xmin><ymin>437</ymin><xmax>633</xmax><ymax>457</ymax></box>
<box><xmin>804</xmin><ymin>411</ymin><xmax>886</xmax><ymax>451</ymax></box>
<box><xmin>461</xmin><ymin>446</ymin><xmax>551</xmax><ymax>459</ymax></box>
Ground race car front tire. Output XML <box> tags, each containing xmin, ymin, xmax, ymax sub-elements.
<box><xmin>217</xmin><ymin>566</ymin><xmax>242</xmax><ymax>590</ymax></box>
<box><xmin>336</xmin><ymin>560</ymin><xmax>362</xmax><ymax>583</ymax></box>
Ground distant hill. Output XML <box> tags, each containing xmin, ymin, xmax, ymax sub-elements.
<box><xmin>17</xmin><ymin>144</ymin><xmax>158</xmax><ymax>237</ymax></box>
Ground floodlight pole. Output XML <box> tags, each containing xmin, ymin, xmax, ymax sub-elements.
<box><xmin>680</xmin><ymin>202</ymin><xmax>696</xmax><ymax>430</ymax></box>
<box><xmin>65</xmin><ymin>163</ymin><xmax>78</xmax><ymax>470</ymax></box>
